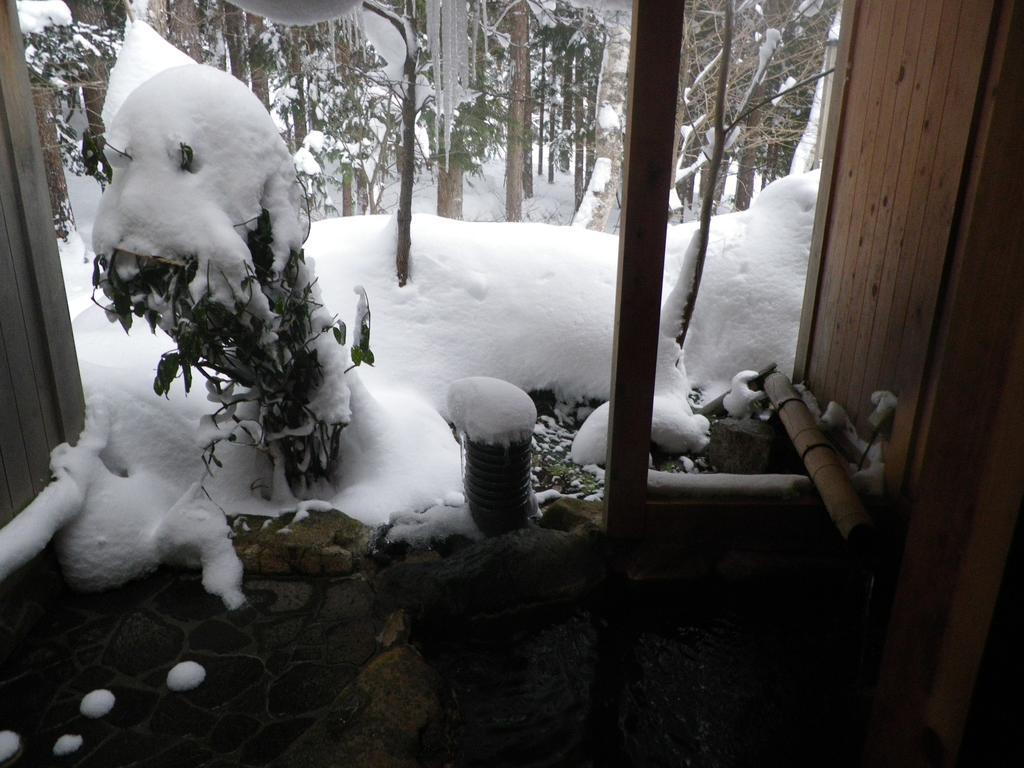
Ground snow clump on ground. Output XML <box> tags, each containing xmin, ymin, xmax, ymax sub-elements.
<box><xmin>79</xmin><ymin>689</ymin><xmax>115</xmax><ymax>719</ymax></box>
<box><xmin>0</xmin><ymin>731</ymin><xmax>20</xmax><ymax>763</ymax></box>
<box><xmin>52</xmin><ymin>734</ymin><xmax>83</xmax><ymax>756</ymax></box>
<box><xmin>167</xmin><ymin>661</ymin><xmax>207</xmax><ymax>692</ymax></box>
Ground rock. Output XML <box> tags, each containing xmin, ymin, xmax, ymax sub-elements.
<box><xmin>320</xmin><ymin>578</ymin><xmax>374</xmax><ymax>623</ymax></box>
<box><xmin>376</xmin><ymin>610</ymin><xmax>410</xmax><ymax>650</ymax></box>
<box><xmin>103</xmin><ymin>611</ymin><xmax>184</xmax><ymax>676</ymax></box>
<box><xmin>232</xmin><ymin>509</ymin><xmax>371</xmax><ymax>577</ymax></box>
<box><xmin>539</xmin><ymin>498</ymin><xmax>604</xmax><ymax>532</ymax></box>
<box><xmin>373</xmin><ymin>526</ymin><xmax>605</xmax><ymax>631</ymax></box>
<box><xmin>278</xmin><ymin>646</ymin><xmax>451</xmax><ymax>768</ymax></box>
<box><xmin>708</xmin><ymin>417</ymin><xmax>775</xmax><ymax>474</ymax></box>
<box><xmin>268</xmin><ymin>663</ymin><xmax>359</xmax><ymax>717</ymax></box>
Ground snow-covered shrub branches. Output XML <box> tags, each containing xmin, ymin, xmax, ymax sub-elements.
<box><xmin>92</xmin><ymin>209</ymin><xmax>353</xmax><ymax>492</ymax></box>
<box><xmin>91</xmin><ymin>65</ymin><xmax>370</xmax><ymax>497</ymax></box>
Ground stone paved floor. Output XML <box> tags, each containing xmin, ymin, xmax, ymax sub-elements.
<box><xmin>0</xmin><ymin>569</ymin><xmax>381</xmax><ymax>767</ymax></box>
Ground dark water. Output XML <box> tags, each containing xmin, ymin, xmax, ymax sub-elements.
<box><xmin>426</xmin><ymin>570</ymin><xmax>870</xmax><ymax>768</ymax></box>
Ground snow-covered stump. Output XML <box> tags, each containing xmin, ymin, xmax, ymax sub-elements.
<box><xmin>447</xmin><ymin>378</ymin><xmax>537</xmax><ymax>537</ymax></box>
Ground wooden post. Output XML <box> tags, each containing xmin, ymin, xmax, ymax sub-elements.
<box><xmin>0</xmin><ymin>0</ymin><xmax>85</xmax><ymax>523</ymax></box>
<box><xmin>603</xmin><ymin>0</ymin><xmax>685</xmax><ymax>539</ymax></box>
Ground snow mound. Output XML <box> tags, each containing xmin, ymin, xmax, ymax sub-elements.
<box><xmin>447</xmin><ymin>377</ymin><xmax>537</xmax><ymax>447</ymax></box>
<box><xmin>101</xmin><ymin>21</ymin><xmax>196</xmax><ymax>129</ymax></box>
<box><xmin>167</xmin><ymin>661</ymin><xmax>207</xmax><ymax>692</ymax></box>
<box><xmin>308</xmin><ymin>214</ymin><xmax>624</xmax><ymax>409</ymax></box>
<box><xmin>330</xmin><ymin>375</ymin><xmax>464</xmax><ymax>525</ymax></box>
<box><xmin>52</xmin><ymin>734</ymin><xmax>83</xmax><ymax>757</ymax></box>
<box><xmin>80</xmin><ymin>689</ymin><xmax>115</xmax><ymax>719</ymax></box>
<box><xmin>663</xmin><ymin>171</ymin><xmax>820</xmax><ymax>397</ymax></box>
<box><xmin>723</xmin><ymin>370</ymin><xmax>765</xmax><ymax>418</ymax></box>
<box><xmin>16</xmin><ymin>0</ymin><xmax>70</xmax><ymax>34</ymax></box>
<box><xmin>95</xmin><ymin>64</ymin><xmax>306</xmax><ymax>310</ymax></box>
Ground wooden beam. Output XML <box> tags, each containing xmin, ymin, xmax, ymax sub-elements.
<box><xmin>792</xmin><ymin>0</ymin><xmax>860</xmax><ymax>383</ymax></box>
<box><xmin>862</xmin><ymin>0</ymin><xmax>1024</xmax><ymax>762</ymax></box>
<box><xmin>603</xmin><ymin>0</ymin><xmax>685</xmax><ymax>539</ymax></box>
<box><xmin>0</xmin><ymin>0</ymin><xmax>85</xmax><ymax>522</ymax></box>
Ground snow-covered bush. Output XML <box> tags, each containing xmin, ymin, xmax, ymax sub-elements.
<box><xmin>92</xmin><ymin>65</ymin><xmax>361</xmax><ymax>495</ymax></box>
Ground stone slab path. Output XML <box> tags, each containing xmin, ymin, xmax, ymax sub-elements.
<box><xmin>0</xmin><ymin>570</ymin><xmax>404</xmax><ymax>767</ymax></box>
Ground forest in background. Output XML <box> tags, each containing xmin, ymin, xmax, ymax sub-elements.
<box><xmin>22</xmin><ymin>0</ymin><xmax>840</xmax><ymax>241</ymax></box>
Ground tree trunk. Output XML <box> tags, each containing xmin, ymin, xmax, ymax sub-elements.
<box><xmin>223</xmin><ymin>4</ymin><xmax>247</xmax><ymax>82</ymax></box>
<box><xmin>67</xmin><ymin>0</ymin><xmax>110</xmax><ymax>138</ymax></box>
<box><xmin>734</xmin><ymin>141</ymin><xmax>757</xmax><ymax>211</ymax></box>
<box><xmin>32</xmin><ymin>87</ymin><xmax>74</xmax><ymax>239</ymax></box>
<box><xmin>145</xmin><ymin>0</ymin><xmax>168</xmax><ymax>35</ymax></box>
<box><xmin>247</xmin><ymin>14</ymin><xmax>271</xmax><ymax>108</ymax></box>
<box><xmin>168</xmin><ymin>0</ymin><xmax>202</xmax><ymax>62</ymax></box>
<box><xmin>287</xmin><ymin>30</ymin><xmax>307</xmax><ymax>149</ymax></box>
<box><xmin>342</xmin><ymin>171</ymin><xmax>354</xmax><ymax>216</ymax></box>
<box><xmin>733</xmin><ymin>79</ymin><xmax>766</xmax><ymax>211</ymax></box>
<box><xmin>537</xmin><ymin>43</ymin><xmax>545</xmax><ymax>176</ymax></box>
<box><xmin>356</xmin><ymin>170</ymin><xmax>369</xmax><ymax>214</ymax></box>
<box><xmin>573</xmin><ymin>57</ymin><xmax>584</xmax><ymax>212</ymax></box>
<box><xmin>576</xmin><ymin>13</ymin><xmax>628</xmax><ymax>231</ymax></box>
<box><xmin>523</xmin><ymin>87</ymin><xmax>533</xmax><ymax>199</ymax></box>
<box><xmin>548</xmin><ymin>67</ymin><xmax>556</xmax><ymax>183</ymax></box>
<box><xmin>560</xmin><ymin>54</ymin><xmax>573</xmax><ymax>173</ymax></box>
<box><xmin>396</xmin><ymin>35</ymin><xmax>416</xmax><ymax>285</ymax></box>
<box><xmin>505</xmin><ymin>0</ymin><xmax>529</xmax><ymax>222</ymax></box>
<box><xmin>437</xmin><ymin>161</ymin><xmax>464</xmax><ymax>219</ymax></box>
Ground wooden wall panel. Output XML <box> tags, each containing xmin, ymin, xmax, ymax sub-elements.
<box><xmin>802</xmin><ymin>0</ymin><xmax>996</xmax><ymax>501</ymax></box>
<box><xmin>0</xmin><ymin>0</ymin><xmax>85</xmax><ymax>524</ymax></box>
<box><xmin>862</xmin><ymin>0</ymin><xmax>1024</xmax><ymax>759</ymax></box>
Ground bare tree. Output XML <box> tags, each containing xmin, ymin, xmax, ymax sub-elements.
<box><xmin>223</xmin><ymin>3</ymin><xmax>247</xmax><ymax>82</ymax></box>
<box><xmin>505</xmin><ymin>0</ymin><xmax>529</xmax><ymax>222</ymax></box>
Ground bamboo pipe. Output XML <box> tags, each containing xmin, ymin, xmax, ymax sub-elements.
<box><xmin>764</xmin><ymin>371</ymin><xmax>874</xmax><ymax>545</ymax></box>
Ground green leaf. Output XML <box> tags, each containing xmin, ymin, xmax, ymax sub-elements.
<box><xmin>179</xmin><ymin>142</ymin><xmax>194</xmax><ymax>171</ymax></box>
<box><xmin>333</xmin><ymin>322</ymin><xmax>346</xmax><ymax>345</ymax></box>
<box><xmin>154</xmin><ymin>352</ymin><xmax>180</xmax><ymax>397</ymax></box>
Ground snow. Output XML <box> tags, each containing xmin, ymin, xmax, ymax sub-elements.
<box><xmin>661</xmin><ymin>171</ymin><xmax>820</xmax><ymax>397</ymax></box>
<box><xmin>79</xmin><ymin>689</ymin><xmax>115</xmax><ymax>719</ymax></box>
<box><xmin>387</xmin><ymin>502</ymin><xmax>481</xmax><ymax>547</ymax></box>
<box><xmin>167</xmin><ymin>660</ymin><xmax>207</xmax><ymax>692</ymax></box>
<box><xmin>97</xmin><ymin>64</ymin><xmax>309</xmax><ymax>313</ymax></box>
<box><xmin>293</xmin><ymin>146</ymin><xmax>322</xmax><ymax>175</ymax></box>
<box><xmin>101</xmin><ymin>22</ymin><xmax>196</xmax><ymax>129</ymax></box>
<box><xmin>52</xmin><ymin>734</ymin><xmax>84</xmax><ymax>757</ymax></box>
<box><xmin>16</xmin><ymin>0</ymin><xmax>70</xmax><ymax>34</ymax></box>
<box><xmin>447</xmin><ymin>377</ymin><xmax>538</xmax><ymax>447</ymax></box>
<box><xmin>597</xmin><ymin>103</ymin><xmax>620</xmax><ymax>133</ymax></box>
<box><xmin>1</xmin><ymin>51</ymin><xmax>821</xmax><ymax>598</ymax></box>
<box><xmin>0</xmin><ymin>405</ymin><xmax>102</xmax><ymax>583</ymax></box>
<box><xmin>360</xmin><ymin>8</ymin><xmax>407</xmax><ymax>84</ymax></box>
<box><xmin>0</xmin><ymin>731</ymin><xmax>19</xmax><ymax>763</ymax></box>
<box><xmin>47</xmin><ymin>170</ymin><xmax>816</xmax><ymax>537</ymax></box>
<box><xmin>723</xmin><ymin>370</ymin><xmax>765</xmax><ymax>418</ymax></box>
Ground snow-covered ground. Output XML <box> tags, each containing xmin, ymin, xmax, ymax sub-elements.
<box><xmin>0</xmin><ymin>31</ymin><xmax>818</xmax><ymax>606</ymax></box>
<box><xmin>57</xmin><ymin>168</ymin><xmax>817</xmax><ymax>523</ymax></box>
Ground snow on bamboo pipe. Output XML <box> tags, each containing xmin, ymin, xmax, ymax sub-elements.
<box><xmin>764</xmin><ymin>372</ymin><xmax>874</xmax><ymax>544</ymax></box>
